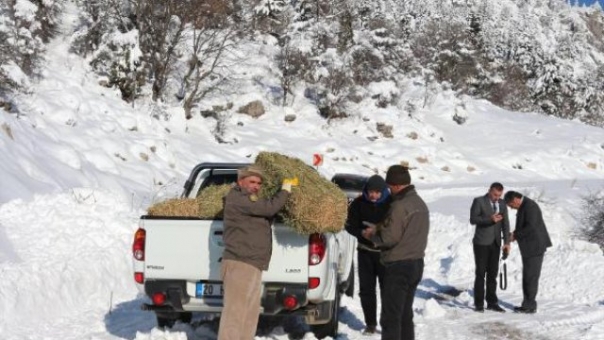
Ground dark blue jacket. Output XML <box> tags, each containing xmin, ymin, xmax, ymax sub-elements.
<box><xmin>345</xmin><ymin>183</ymin><xmax>391</xmax><ymax>251</ymax></box>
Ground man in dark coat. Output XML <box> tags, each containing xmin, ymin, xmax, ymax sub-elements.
<box><xmin>504</xmin><ymin>190</ymin><xmax>552</xmax><ymax>314</ymax></box>
<box><xmin>469</xmin><ymin>182</ymin><xmax>511</xmax><ymax>313</ymax></box>
<box><xmin>362</xmin><ymin>165</ymin><xmax>429</xmax><ymax>340</ymax></box>
<box><xmin>345</xmin><ymin>175</ymin><xmax>391</xmax><ymax>334</ymax></box>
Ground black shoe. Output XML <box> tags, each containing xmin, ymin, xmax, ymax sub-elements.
<box><xmin>362</xmin><ymin>325</ymin><xmax>377</xmax><ymax>335</ymax></box>
<box><xmin>474</xmin><ymin>306</ymin><xmax>484</xmax><ymax>313</ymax></box>
<box><xmin>514</xmin><ymin>306</ymin><xmax>536</xmax><ymax>314</ymax></box>
<box><xmin>486</xmin><ymin>304</ymin><xmax>505</xmax><ymax>313</ymax></box>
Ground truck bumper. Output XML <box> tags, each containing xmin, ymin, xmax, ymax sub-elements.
<box><xmin>142</xmin><ymin>280</ymin><xmax>310</xmax><ymax>316</ymax></box>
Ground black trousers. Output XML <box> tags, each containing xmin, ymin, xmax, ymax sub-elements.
<box><xmin>521</xmin><ymin>253</ymin><xmax>544</xmax><ymax>310</ymax></box>
<box><xmin>473</xmin><ymin>242</ymin><xmax>500</xmax><ymax>308</ymax></box>
<box><xmin>380</xmin><ymin>258</ymin><xmax>424</xmax><ymax>340</ymax></box>
<box><xmin>358</xmin><ymin>249</ymin><xmax>385</xmax><ymax>327</ymax></box>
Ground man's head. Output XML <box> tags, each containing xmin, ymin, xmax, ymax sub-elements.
<box><xmin>504</xmin><ymin>190</ymin><xmax>523</xmax><ymax>210</ymax></box>
<box><xmin>237</xmin><ymin>165</ymin><xmax>264</xmax><ymax>194</ymax></box>
<box><xmin>488</xmin><ymin>182</ymin><xmax>504</xmax><ymax>202</ymax></box>
<box><xmin>365</xmin><ymin>175</ymin><xmax>387</xmax><ymax>202</ymax></box>
<box><xmin>385</xmin><ymin>165</ymin><xmax>411</xmax><ymax>194</ymax></box>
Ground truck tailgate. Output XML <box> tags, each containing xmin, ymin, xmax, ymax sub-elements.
<box><xmin>143</xmin><ymin>219</ymin><xmax>223</xmax><ymax>281</ymax></box>
<box><xmin>264</xmin><ymin>225</ymin><xmax>308</xmax><ymax>284</ymax></box>
<box><xmin>142</xmin><ymin>219</ymin><xmax>308</xmax><ymax>284</ymax></box>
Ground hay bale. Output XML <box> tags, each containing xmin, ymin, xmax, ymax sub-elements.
<box><xmin>146</xmin><ymin>152</ymin><xmax>348</xmax><ymax>234</ymax></box>
<box><xmin>197</xmin><ymin>184</ymin><xmax>232</xmax><ymax>219</ymax></box>
<box><xmin>147</xmin><ymin>198</ymin><xmax>199</xmax><ymax>217</ymax></box>
<box><xmin>255</xmin><ymin>151</ymin><xmax>348</xmax><ymax>234</ymax></box>
<box><xmin>147</xmin><ymin>184</ymin><xmax>233</xmax><ymax>218</ymax></box>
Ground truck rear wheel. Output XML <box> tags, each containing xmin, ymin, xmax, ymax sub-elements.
<box><xmin>155</xmin><ymin>311</ymin><xmax>192</xmax><ymax>328</ymax></box>
<box><xmin>310</xmin><ymin>292</ymin><xmax>340</xmax><ymax>339</ymax></box>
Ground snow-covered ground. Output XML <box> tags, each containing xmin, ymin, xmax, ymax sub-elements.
<box><xmin>1</xmin><ymin>1</ymin><xmax>604</xmax><ymax>339</ymax></box>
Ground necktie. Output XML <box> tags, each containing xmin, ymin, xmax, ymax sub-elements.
<box><xmin>493</xmin><ymin>202</ymin><xmax>499</xmax><ymax>214</ymax></box>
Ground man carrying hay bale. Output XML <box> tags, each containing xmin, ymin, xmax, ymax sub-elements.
<box><xmin>217</xmin><ymin>165</ymin><xmax>298</xmax><ymax>340</ymax></box>
<box><xmin>254</xmin><ymin>151</ymin><xmax>348</xmax><ymax>234</ymax></box>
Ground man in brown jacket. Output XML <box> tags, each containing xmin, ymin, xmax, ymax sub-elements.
<box><xmin>362</xmin><ymin>165</ymin><xmax>430</xmax><ymax>340</ymax></box>
<box><xmin>218</xmin><ymin>165</ymin><xmax>297</xmax><ymax>340</ymax></box>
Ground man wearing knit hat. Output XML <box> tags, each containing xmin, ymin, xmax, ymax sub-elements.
<box><xmin>362</xmin><ymin>165</ymin><xmax>430</xmax><ymax>340</ymax></box>
<box><xmin>345</xmin><ymin>174</ymin><xmax>391</xmax><ymax>334</ymax></box>
<box><xmin>218</xmin><ymin>165</ymin><xmax>298</xmax><ymax>340</ymax></box>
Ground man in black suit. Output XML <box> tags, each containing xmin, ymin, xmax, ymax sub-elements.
<box><xmin>504</xmin><ymin>191</ymin><xmax>552</xmax><ymax>314</ymax></box>
<box><xmin>470</xmin><ymin>182</ymin><xmax>510</xmax><ymax>313</ymax></box>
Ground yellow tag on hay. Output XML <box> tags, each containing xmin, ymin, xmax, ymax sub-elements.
<box><xmin>283</xmin><ymin>177</ymin><xmax>299</xmax><ymax>186</ymax></box>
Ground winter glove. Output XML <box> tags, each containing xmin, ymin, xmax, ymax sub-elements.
<box><xmin>281</xmin><ymin>177</ymin><xmax>299</xmax><ymax>193</ymax></box>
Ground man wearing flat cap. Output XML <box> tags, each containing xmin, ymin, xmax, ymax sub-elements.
<box><xmin>218</xmin><ymin>165</ymin><xmax>297</xmax><ymax>340</ymax></box>
<box><xmin>362</xmin><ymin>165</ymin><xmax>430</xmax><ymax>340</ymax></box>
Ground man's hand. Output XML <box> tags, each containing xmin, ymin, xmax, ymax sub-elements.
<box><xmin>491</xmin><ymin>213</ymin><xmax>503</xmax><ymax>223</ymax></box>
<box><xmin>362</xmin><ymin>221</ymin><xmax>376</xmax><ymax>229</ymax></box>
<box><xmin>503</xmin><ymin>243</ymin><xmax>511</xmax><ymax>253</ymax></box>
<box><xmin>361</xmin><ymin>226</ymin><xmax>376</xmax><ymax>240</ymax></box>
<box><xmin>281</xmin><ymin>177</ymin><xmax>299</xmax><ymax>193</ymax></box>
<box><xmin>502</xmin><ymin>244</ymin><xmax>511</xmax><ymax>259</ymax></box>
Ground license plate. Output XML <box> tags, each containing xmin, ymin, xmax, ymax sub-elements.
<box><xmin>196</xmin><ymin>282</ymin><xmax>223</xmax><ymax>297</ymax></box>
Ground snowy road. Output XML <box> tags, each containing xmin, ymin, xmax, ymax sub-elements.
<box><xmin>1</xmin><ymin>182</ymin><xmax>603</xmax><ymax>340</ymax></box>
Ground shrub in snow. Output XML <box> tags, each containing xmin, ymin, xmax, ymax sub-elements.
<box><xmin>0</xmin><ymin>0</ymin><xmax>54</xmax><ymax>93</ymax></box>
<box><xmin>578</xmin><ymin>191</ymin><xmax>604</xmax><ymax>252</ymax></box>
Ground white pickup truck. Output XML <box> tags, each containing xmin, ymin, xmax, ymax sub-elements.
<box><xmin>132</xmin><ymin>163</ymin><xmax>357</xmax><ymax>338</ymax></box>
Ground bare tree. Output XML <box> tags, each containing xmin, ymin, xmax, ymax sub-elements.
<box><xmin>181</xmin><ymin>27</ymin><xmax>237</xmax><ymax>119</ymax></box>
<box><xmin>178</xmin><ymin>0</ymin><xmax>239</xmax><ymax>119</ymax></box>
<box><xmin>134</xmin><ymin>0</ymin><xmax>188</xmax><ymax>101</ymax></box>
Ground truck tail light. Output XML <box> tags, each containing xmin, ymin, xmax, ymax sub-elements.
<box><xmin>152</xmin><ymin>292</ymin><xmax>166</xmax><ymax>305</ymax></box>
<box><xmin>309</xmin><ymin>277</ymin><xmax>320</xmax><ymax>289</ymax></box>
<box><xmin>134</xmin><ymin>272</ymin><xmax>144</xmax><ymax>284</ymax></box>
<box><xmin>132</xmin><ymin>228</ymin><xmax>146</xmax><ymax>261</ymax></box>
<box><xmin>282</xmin><ymin>295</ymin><xmax>298</xmax><ymax>310</ymax></box>
<box><xmin>308</xmin><ymin>233</ymin><xmax>326</xmax><ymax>265</ymax></box>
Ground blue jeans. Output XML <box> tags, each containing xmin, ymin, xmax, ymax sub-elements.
<box><xmin>380</xmin><ymin>258</ymin><xmax>424</xmax><ymax>340</ymax></box>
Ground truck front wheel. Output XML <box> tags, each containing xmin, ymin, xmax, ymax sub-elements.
<box><xmin>310</xmin><ymin>292</ymin><xmax>340</xmax><ymax>339</ymax></box>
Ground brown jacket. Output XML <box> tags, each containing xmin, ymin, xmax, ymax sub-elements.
<box><xmin>371</xmin><ymin>185</ymin><xmax>430</xmax><ymax>263</ymax></box>
<box><xmin>222</xmin><ymin>186</ymin><xmax>289</xmax><ymax>271</ymax></box>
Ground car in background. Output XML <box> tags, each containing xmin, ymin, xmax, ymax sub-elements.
<box><xmin>331</xmin><ymin>173</ymin><xmax>368</xmax><ymax>203</ymax></box>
